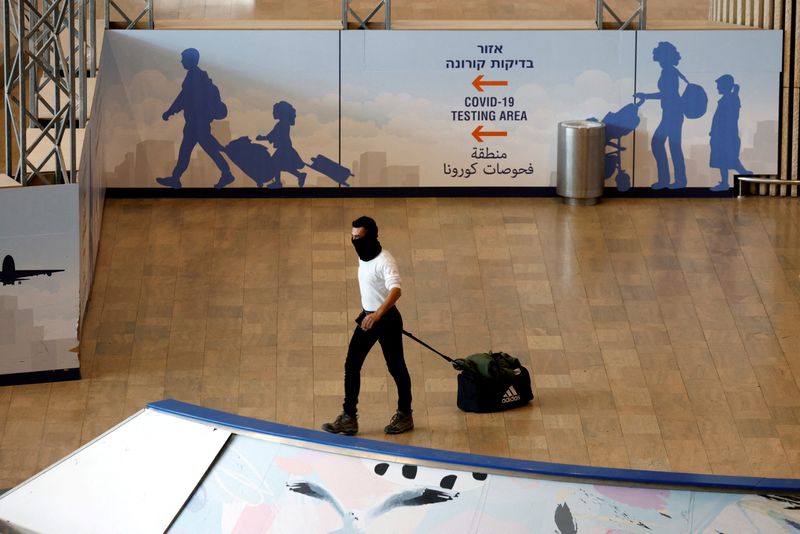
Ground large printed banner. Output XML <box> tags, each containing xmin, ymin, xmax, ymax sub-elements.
<box><xmin>342</xmin><ymin>31</ymin><xmax>636</xmax><ymax>188</ymax></box>
<box><xmin>633</xmin><ymin>31</ymin><xmax>781</xmax><ymax>191</ymax></box>
<box><xmin>94</xmin><ymin>30</ymin><xmax>782</xmax><ymax>192</ymax></box>
<box><xmin>98</xmin><ymin>31</ymin><xmax>340</xmax><ymax>190</ymax></box>
<box><xmin>169</xmin><ymin>433</ymin><xmax>798</xmax><ymax>532</ymax></box>
<box><xmin>0</xmin><ymin>185</ymin><xmax>80</xmax><ymax>377</ymax></box>
<box><xmin>342</xmin><ymin>30</ymin><xmax>781</xmax><ymax>190</ymax></box>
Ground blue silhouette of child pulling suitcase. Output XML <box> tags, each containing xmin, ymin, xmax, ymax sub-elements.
<box><xmin>255</xmin><ymin>101</ymin><xmax>307</xmax><ymax>189</ymax></box>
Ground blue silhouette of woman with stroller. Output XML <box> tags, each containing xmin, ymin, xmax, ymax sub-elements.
<box><xmin>256</xmin><ymin>101</ymin><xmax>307</xmax><ymax>189</ymax></box>
<box><xmin>708</xmin><ymin>74</ymin><xmax>751</xmax><ymax>191</ymax></box>
<box><xmin>634</xmin><ymin>42</ymin><xmax>690</xmax><ymax>190</ymax></box>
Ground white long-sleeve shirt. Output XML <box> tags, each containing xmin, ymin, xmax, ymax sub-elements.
<box><xmin>358</xmin><ymin>250</ymin><xmax>402</xmax><ymax>312</ymax></box>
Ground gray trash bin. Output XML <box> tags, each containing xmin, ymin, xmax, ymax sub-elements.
<box><xmin>557</xmin><ymin>120</ymin><xmax>606</xmax><ymax>206</ymax></box>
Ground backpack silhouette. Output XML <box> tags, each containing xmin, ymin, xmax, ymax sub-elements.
<box><xmin>205</xmin><ymin>77</ymin><xmax>227</xmax><ymax>121</ymax></box>
<box><xmin>677</xmin><ymin>70</ymin><xmax>707</xmax><ymax>119</ymax></box>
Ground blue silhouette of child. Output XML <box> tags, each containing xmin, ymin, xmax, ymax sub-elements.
<box><xmin>634</xmin><ymin>42</ymin><xmax>689</xmax><ymax>190</ymax></box>
<box><xmin>709</xmin><ymin>74</ymin><xmax>752</xmax><ymax>191</ymax></box>
<box><xmin>156</xmin><ymin>48</ymin><xmax>235</xmax><ymax>190</ymax></box>
<box><xmin>256</xmin><ymin>101</ymin><xmax>306</xmax><ymax>189</ymax></box>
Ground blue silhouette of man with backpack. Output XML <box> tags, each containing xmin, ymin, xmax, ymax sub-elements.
<box><xmin>156</xmin><ymin>48</ymin><xmax>235</xmax><ymax>190</ymax></box>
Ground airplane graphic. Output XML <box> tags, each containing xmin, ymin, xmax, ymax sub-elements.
<box><xmin>1</xmin><ymin>255</ymin><xmax>64</xmax><ymax>286</ymax></box>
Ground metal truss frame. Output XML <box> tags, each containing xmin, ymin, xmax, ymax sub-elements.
<box><xmin>104</xmin><ymin>0</ymin><xmax>152</xmax><ymax>29</ymax></box>
<box><xmin>3</xmin><ymin>0</ymin><xmax>86</xmax><ymax>185</ymax></box>
<box><xmin>596</xmin><ymin>0</ymin><xmax>646</xmax><ymax>30</ymax></box>
<box><xmin>342</xmin><ymin>0</ymin><xmax>391</xmax><ymax>30</ymax></box>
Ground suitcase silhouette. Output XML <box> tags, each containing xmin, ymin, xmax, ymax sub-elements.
<box><xmin>224</xmin><ymin>136</ymin><xmax>275</xmax><ymax>187</ymax></box>
<box><xmin>308</xmin><ymin>154</ymin><xmax>352</xmax><ymax>187</ymax></box>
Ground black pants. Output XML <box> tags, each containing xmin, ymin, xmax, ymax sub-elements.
<box><xmin>343</xmin><ymin>307</ymin><xmax>412</xmax><ymax>416</ymax></box>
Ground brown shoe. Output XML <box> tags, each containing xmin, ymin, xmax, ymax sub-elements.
<box><xmin>384</xmin><ymin>411</ymin><xmax>414</xmax><ymax>434</ymax></box>
<box><xmin>322</xmin><ymin>412</ymin><xmax>358</xmax><ymax>435</ymax></box>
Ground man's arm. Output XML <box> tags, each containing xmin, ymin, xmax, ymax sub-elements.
<box><xmin>163</xmin><ymin>90</ymin><xmax>185</xmax><ymax>121</ymax></box>
<box><xmin>361</xmin><ymin>287</ymin><xmax>401</xmax><ymax>331</ymax></box>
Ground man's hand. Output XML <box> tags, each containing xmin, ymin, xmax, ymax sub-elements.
<box><xmin>162</xmin><ymin>111</ymin><xmax>172</xmax><ymax>121</ymax></box>
<box><xmin>361</xmin><ymin>288</ymin><xmax>401</xmax><ymax>331</ymax></box>
<box><xmin>360</xmin><ymin>312</ymin><xmax>380</xmax><ymax>331</ymax></box>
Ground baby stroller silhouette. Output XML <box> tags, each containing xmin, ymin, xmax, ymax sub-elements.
<box><xmin>588</xmin><ymin>101</ymin><xmax>643</xmax><ymax>192</ymax></box>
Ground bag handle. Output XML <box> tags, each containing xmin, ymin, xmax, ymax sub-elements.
<box><xmin>402</xmin><ymin>330</ymin><xmax>456</xmax><ymax>364</ymax></box>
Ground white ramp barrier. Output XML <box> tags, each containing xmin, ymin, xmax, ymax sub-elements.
<box><xmin>1</xmin><ymin>400</ymin><xmax>798</xmax><ymax>533</ymax></box>
<box><xmin>0</xmin><ymin>409</ymin><xmax>230</xmax><ymax>533</ymax></box>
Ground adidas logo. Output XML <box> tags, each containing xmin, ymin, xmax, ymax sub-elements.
<box><xmin>501</xmin><ymin>385</ymin><xmax>521</xmax><ymax>404</ymax></box>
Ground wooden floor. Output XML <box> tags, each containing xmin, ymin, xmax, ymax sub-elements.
<box><xmin>2</xmin><ymin>195</ymin><xmax>800</xmax><ymax>488</ymax></box>
<box><xmin>1</xmin><ymin>0</ymin><xmax>786</xmax><ymax>492</ymax></box>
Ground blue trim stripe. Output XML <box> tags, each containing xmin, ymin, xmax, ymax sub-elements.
<box><xmin>148</xmin><ymin>399</ymin><xmax>800</xmax><ymax>492</ymax></box>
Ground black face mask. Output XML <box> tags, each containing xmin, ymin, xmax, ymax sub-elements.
<box><xmin>352</xmin><ymin>234</ymin><xmax>382</xmax><ymax>261</ymax></box>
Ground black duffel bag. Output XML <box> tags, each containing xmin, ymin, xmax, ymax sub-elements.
<box><xmin>456</xmin><ymin>352</ymin><xmax>534</xmax><ymax>412</ymax></box>
<box><xmin>402</xmin><ymin>331</ymin><xmax>534</xmax><ymax>413</ymax></box>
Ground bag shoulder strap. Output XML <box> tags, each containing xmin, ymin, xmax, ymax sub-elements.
<box><xmin>402</xmin><ymin>330</ymin><xmax>455</xmax><ymax>363</ymax></box>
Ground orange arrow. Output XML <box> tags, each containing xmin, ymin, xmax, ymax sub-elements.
<box><xmin>472</xmin><ymin>125</ymin><xmax>507</xmax><ymax>143</ymax></box>
<box><xmin>472</xmin><ymin>74</ymin><xmax>509</xmax><ymax>92</ymax></box>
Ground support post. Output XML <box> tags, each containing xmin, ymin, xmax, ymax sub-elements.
<box><xmin>596</xmin><ymin>0</ymin><xmax>647</xmax><ymax>30</ymax></box>
<box><xmin>342</xmin><ymin>0</ymin><xmax>391</xmax><ymax>30</ymax></box>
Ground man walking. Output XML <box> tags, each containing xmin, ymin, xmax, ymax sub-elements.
<box><xmin>156</xmin><ymin>48</ymin><xmax>235</xmax><ymax>190</ymax></box>
<box><xmin>323</xmin><ymin>216</ymin><xmax>414</xmax><ymax>435</ymax></box>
